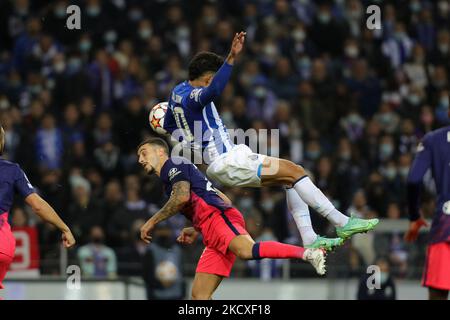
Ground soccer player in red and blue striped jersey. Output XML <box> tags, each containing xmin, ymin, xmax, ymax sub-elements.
<box><xmin>0</xmin><ymin>125</ymin><xmax>75</xmax><ymax>290</ymax></box>
<box><xmin>406</xmin><ymin>110</ymin><xmax>450</xmax><ymax>300</ymax></box>
<box><xmin>137</xmin><ymin>137</ymin><xmax>326</xmax><ymax>300</ymax></box>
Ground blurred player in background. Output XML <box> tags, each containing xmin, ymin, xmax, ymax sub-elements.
<box><xmin>405</xmin><ymin>110</ymin><xmax>450</xmax><ymax>300</ymax></box>
<box><xmin>0</xmin><ymin>125</ymin><xmax>76</xmax><ymax>290</ymax></box>
<box><xmin>162</xmin><ymin>31</ymin><xmax>378</xmax><ymax>251</ymax></box>
<box><xmin>137</xmin><ymin>138</ymin><xmax>326</xmax><ymax>300</ymax></box>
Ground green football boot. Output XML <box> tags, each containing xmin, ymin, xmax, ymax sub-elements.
<box><xmin>336</xmin><ymin>216</ymin><xmax>379</xmax><ymax>241</ymax></box>
<box><xmin>305</xmin><ymin>235</ymin><xmax>344</xmax><ymax>251</ymax></box>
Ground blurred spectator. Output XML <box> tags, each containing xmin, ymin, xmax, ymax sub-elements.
<box><xmin>357</xmin><ymin>256</ymin><xmax>397</xmax><ymax>300</ymax></box>
<box><xmin>116</xmin><ymin>219</ymin><xmax>147</xmax><ymax>277</ymax></box>
<box><xmin>143</xmin><ymin>222</ymin><xmax>185</xmax><ymax>300</ymax></box>
<box><xmin>78</xmin><ymin>225</ymin><xmax>118</xmax><ymax>279</ymax></box>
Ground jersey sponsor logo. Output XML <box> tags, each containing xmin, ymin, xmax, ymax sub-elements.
<box><xmin>168</xmin><ymin>167</ymin><xmax>182</xmax><ymax>181</ymax></box>
<box><xmin>190</xmin><ymin>88</ymin><xmax>202</xmax><ymax>102</ymax></box>
<box><xmin>443</xmin><ymin>201</ymin><xmax>450</xmax><ymax>215</ymax></box>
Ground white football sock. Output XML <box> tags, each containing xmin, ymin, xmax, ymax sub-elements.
<box><xmin>293</xmin><ymin>176</ymin><xmax>349</xmax><ymax>227</ymax></box>
<box><xmin>286</xmin><ymin>188</ymin><xmax>317</xmax><ymax>245</ymax></box>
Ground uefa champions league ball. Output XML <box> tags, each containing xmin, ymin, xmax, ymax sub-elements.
<box><xmin>149</xmin><ymin>102</ymin><xmax>168</xmax><ymax>135</ymax></box>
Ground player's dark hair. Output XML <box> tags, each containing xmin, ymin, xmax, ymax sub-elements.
<box><xmin>0</xmin><ymin>125</ymin><xmax>4</xmax><ymax>156</ymax></box>
<box><xmin>188</xmin><ymin>51</ymin><xmax>224</xmax><ymax>81</ymax></box>
<box><xmin>137</xmin><ymin>137</ymin><xmax>169</xmax><ymax>155</ymax></box>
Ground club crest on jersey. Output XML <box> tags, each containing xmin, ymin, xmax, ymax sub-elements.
<box><xmin>168</xmin><ymin>167</ymin><xmax>181</xmax><ymax>181</ymax></box>
<box><xmin>190</xmin><ymin>89</ymin><xmax>202</xmax><ymax>102</ymax></box>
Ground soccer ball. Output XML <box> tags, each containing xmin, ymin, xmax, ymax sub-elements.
<box><xmin>149</xmin><ymin>102</ymin><xmax>168</xmax><ymax>135</ymax></box>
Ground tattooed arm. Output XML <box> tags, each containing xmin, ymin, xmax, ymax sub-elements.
<box><xmin>140</xmin><ymin>181</ymin><xmax>191</xmax><ymax>243</ymax></box>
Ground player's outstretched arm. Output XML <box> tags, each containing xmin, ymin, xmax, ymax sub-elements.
<box><xmin>188</xmin><ymin>31</ymin><xmax>246</xmax><ymax>108</ymax></box>
<box><xmin>25</xmin><ymin>193</ymin><xmax>76</xmax><ymax>248</ymax></box>
<box><xmin>225</xmin><ymin>31</ymin><xmax>246</xmax><ymax>65</ymax></box>
<box><xmin>140</xmin><ymin>181</ymin><xmax>191</xmax><ymax>244</ymax></box>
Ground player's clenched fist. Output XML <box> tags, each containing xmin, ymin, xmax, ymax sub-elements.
<box><xmin>62</xmin><ymin>230</ymin><xmax>76</xmax><ymax>248</ymax></box>
<box><xmin>177</xmin><ymin>227</ymin><xmax>199</xmax><ymax>245</ymax></box>
<box><xmin>140</xmin><ymin>220</ymin><xmax>155</xmax><ymax>244</ymax></box>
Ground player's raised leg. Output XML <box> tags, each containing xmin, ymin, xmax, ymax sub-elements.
<box><xmin>260</xmin><ymin>156</ymin><xmax>379</xmax><ymax>241</ymax></box>
<box><xmin>286</xmin><ymin>188</ymin><xmax>343</xmax><ymax>250</ymax></box>
<box><xmin>228</xmin><ymin>234</ymin><xmax>326</xmax><ymax>275</ymax></box>
<box><xmin>191</xmin><ymin>272</ymin><xmax>224</xmax><ymax>300</ymax></box>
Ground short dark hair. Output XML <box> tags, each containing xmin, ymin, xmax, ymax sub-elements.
<box><xmin>188</xmin><ymin>51</ymin><xmax>224</xmax><ymax>81</ymax></box>
<box><xmin>137</xmin><ymin>137</ymin><xmax>169</xmax><ymax>154</ymax></box>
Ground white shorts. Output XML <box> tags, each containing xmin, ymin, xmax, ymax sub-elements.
<box><xmin>206</xmin><ymin>144</ymin><xmax>266</xmax><ymax>188</ymax></box>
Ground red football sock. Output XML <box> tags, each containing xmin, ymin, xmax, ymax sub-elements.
<box><xmin>253</xmin><ymin>241</ymin><xmax>305</xmax><ymax>260</ymax></box>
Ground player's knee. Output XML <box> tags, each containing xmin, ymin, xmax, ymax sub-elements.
<box><xmin>235</xmin><ymin>247</ymin><xmax>253</xmax><ymax>260</ymax></box>
<box><xmin>282</xmin><ymin>160</ymin><xmax>306</xmax><ymax>183</ymax></box>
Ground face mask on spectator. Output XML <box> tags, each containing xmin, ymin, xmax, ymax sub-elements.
<box><xmin>380</xmin><ymin>272</ymin><xmax>389</xmax><ymax>284</ymax></box>
<box><xmin>239</xmin><ymin>197</ymin><xmax>254</xmax><ymax>210</ymax></box>
<box><xmin>339</xmin><ymin>151</ymin><xmax>351</xmax><ymax>161</ymax></box>
<box><xmin>86</xmin><ymin>5</ymin><xmax>101</xmax><ymax>17</ymax></box>
<box><xmin>439</xmin><ymin>96</ymin><xmax>449</xmax><ymax>108</ymax></box>
<box><xmin>54</xmin><ymin>6</ymin><xmax>66</xmax><ymax>18</ymax></box>
<box><xmin>438</xmin><ymin>1</ymin><xmax>449</xmax><ymax>14</ymax></box>
<box><xmin>92</xmin><ymin>236</ymin><xmax>104</xmax><ymax>245</ymax></box>
<box><xmin>104</xmin><ymin>31</ymin><xmax>117</xmax><ymax>43</ymax></box>
<box><xmin>204</xmin><ymin>16</ymin><xmax>217</xmax><ymax>26</ymax></box>
<box><xmin>318</xmin><ymin>12</ymin><xmax>331</xmax><ymax>24</ymax></box>
<box><xmin>261</xmin><ymin>199</ymin><xmax>275</xmax><ymax>212</ymax></box>
<box><xmin>154</xmin><ymin>235</ymin><xmax>174</xmax><ymax>248</ymax></box>
<box><xmin>292</xmin><ymin>30</ymin><xmax>305</xmax><ymax>42</ymax></box>
<box><xmin>254</xmin><ymin>86</ymin><xmax>267</xmax><ymax>99</ymax></box>
<box><xmin>263</xmin><ymin>44</ymin><xmax>277</xmax><ymax>57</ymax></box>
<box><xmin>0</xmin><ymin>98</ymin><xmax>9</xmax><ymax>110</ymax></box>
<box><xmin>383</xmin><ymin>167</ymin><xmax>397</xmax><ymax>180</ymax></box>
<box><xmin>379</xmin><ymin>113</ymin><xmax>393</xmax><ymax>125</ymax></box>
<box><xmin>128</xmin><ymin>9</ymin><xmax>143</xmax><ymax>21</ymax></box>
<box><xmin>438</xmin><ymin>44</ymin><xmax>449</xmax><ymax>54</ymax></box>
<box><xmin>177</xmin><ymin>27</ymin><xmax>189</xmax><ymax>38</ymax></box>
<box><xmin>54</xmin><ymin>61</ymin><xmax>66</xmax><ymax>73</ymax></box>
<box><xmin>399</xmin><ymin>167</ymin><xmax>409</xmax><ymax>178</ymax></box>
<box><xmin>348</xmin><ymin>113</ymin><xmax>361</xmax><ymax>125</ymax></box>
<box><xmin>306</xmin><ymin>150</ymin><xmax>320</xmax><ymax>160</ymax></box>
<box><xmin>408</xmin><ymin>94</ymin><xmax>421</xmax><ymax>106</ymax></box>
<box><xmin>68</xmin><ymin>58</ymin><xmax>82</xmax><ymax>71</ymax></box>
<box><xmin>348</xmin><ymin>10</ymin><xmax>361</xmax><ymax>20</ymax></box>
<box><xmin>394</xmin><ymin>32</ymin><xmax>406</xmax><ymax>40</ymax></box>
<box><xmin>79</xmin><ymin>40</ymin><xmax>92</xmax><ymax>52</ymax></box>
<box><xmin>139</xmin><ymin>28</ymin><xmax>152</xmax><ymax>40</ymax></box>
<box><xmin>345</xmin><ymin>46</ymin><xmax>359</xmax><ymax>58</ymax></box>
<box><xmin>298</xmin><ymin>57</ymin><xmax>311</xmax><ymax>69</ymax></box>
<box><xmin>380</xmin><ymin>143</ymin><xmax>394</xmax><ymax>158</ymax></box>
<box><xmin>409</xmin><ymin>1</ymin><xmax>421</xmax><ymax>13</ymax></box>
<box><xmin>30</xmin><ymin>85</ymin><xmax>42</xmax><ymax>95</ymax></box>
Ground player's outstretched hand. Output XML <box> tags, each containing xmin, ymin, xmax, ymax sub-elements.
<box><xmin>62</xmin><ymin>230</ymin><xmax>76</xmax><ymax>248</ymax></box>
<box><xmin>404</xmin><ymin>218</ymin><xmax>428</xmax><ymax>242</ymax></box>
<box><xmin>177</xmin><ymin>227</ymin><xmax>199</xmax><ymax>245</ymax></box>
<box><xmin>140</xmin><ymin>220</ymin><xmax>155</xmax><ymax>244</ymax></box>
<box><xmin>230</xmin><ymin>31</ymin><xmax>246</xmax><ymax>58</ymax></box>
